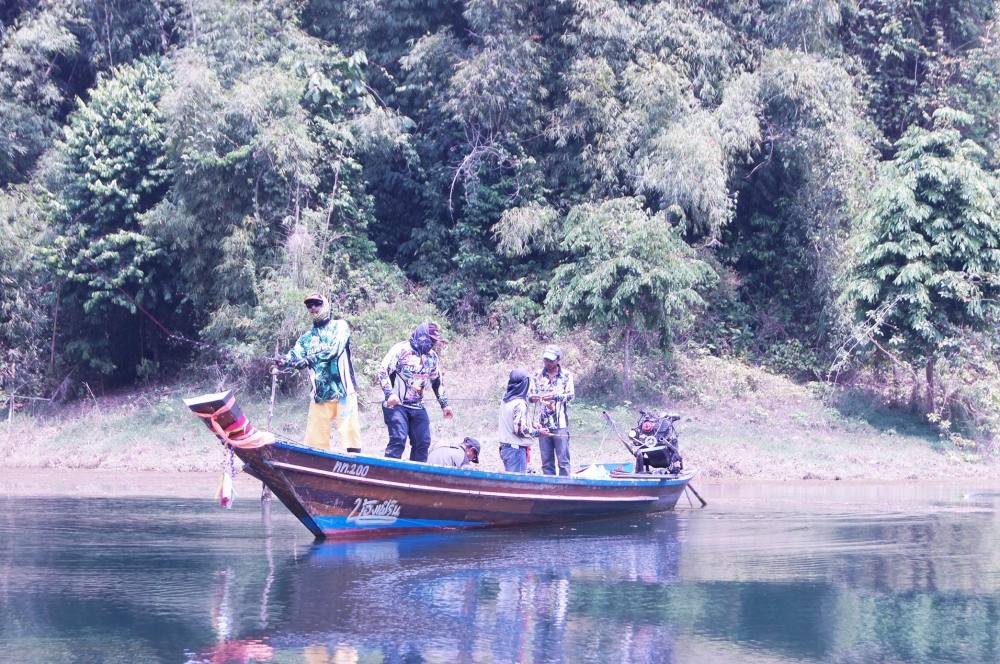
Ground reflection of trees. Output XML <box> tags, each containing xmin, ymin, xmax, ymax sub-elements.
<box><xmin>672</xmin><ymin>492</ymin><xmax>1000</xmax><ymax>662</ymax></box>
<box><xmin>0</xmin><ymin>498</ymin><xmax>294</xmax><ymax>663</ymax></box>
<box><xmin>5</xmin><ymin>494</ymin><xmax>998</xmax><ymax>664</ymax></box>
<box><xmin>240</xmin><ymin>507</ymin><xmax>1000</xmax><ymax>664</ymax></box>
<box><xmin>683</xmin><ymin>504</ymin><xmax>1000</xmax><ymax>594</ymax></box>
<box><xmin>828</xmin><ymin>591</ymin><xmax>999</xmax><ymax>662</ymax></box>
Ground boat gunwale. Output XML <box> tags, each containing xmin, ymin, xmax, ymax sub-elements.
<box><xmin>269</xmin><ymin>460</ymin><xmax>667</xmax><ymax>502</ymax></box>
<box><xmin>265</xmin><ymin>440</ymin><xmax>696</xmax><ymax>488</ymax></box>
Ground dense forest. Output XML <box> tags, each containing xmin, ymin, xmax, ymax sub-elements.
<box><xmin>2</xmin><ymin>1</ymin><xmax>999</xmax><ymax>446</ymax></box>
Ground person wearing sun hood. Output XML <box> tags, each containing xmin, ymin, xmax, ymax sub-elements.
<box><xmin>498</xmin><ymin>369</ymin><xmax>549</xmax><ymax>473</ymax></box>
<box><xmin>377</xmin><ymin>321</ymin><xmax>454</xmax><ymax>462</ymax></box>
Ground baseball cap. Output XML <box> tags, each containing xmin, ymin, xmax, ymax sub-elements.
<box><xmin>303</xmin><ymin>292</ymin><xmax>326</xmax><ymax>306</ymax></box>
<box><xmin>542</xmin><ymin>345</ymin><xmax>561</xmax><ymax>361</ymax></box>
<box><xmin>427</xmin><ymin>321</ymin><xmax>448</xmax><ymax>345</ymax></box>
<box><xmin>462</xmin><ymin>437</ymin><xmax>481</xmax><ymax>463</ymax></box>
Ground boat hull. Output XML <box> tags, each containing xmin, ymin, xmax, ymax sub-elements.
<box><xmin>237</xmin><ymin>441</ymin><xmax>693</xmax><ymax>540</ymax></box>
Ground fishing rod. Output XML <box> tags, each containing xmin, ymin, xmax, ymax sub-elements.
<box><xmin>602</xmin><ymin>411</ymin><xmax>643</xmax><ymax>458</ymax></box>
<box><xmin>261</xmin><ymin>345</ymin><xmax>280</xmax><ymax>504</ymax></box>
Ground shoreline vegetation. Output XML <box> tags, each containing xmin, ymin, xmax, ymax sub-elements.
<box><xmin>4</xmin><ymin>3</ymin><xmax>1000</xmax><ymax>498</ymax></box>
<box><xmin>3</xmin><ymin>332</ymin><xmax>995</xmax><ymax>487</ymax></box>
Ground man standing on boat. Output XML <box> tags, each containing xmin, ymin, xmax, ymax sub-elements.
<box><xmin>500</xmin><ymin>369</ymin><xmax>549</xmax><ymax>472</ymax></box>
<box><xmin>378</xmin><ymin>321</ymin><xmax>454</xmax><ymax>462</ymax></box>
<box><xmin>427</xmin><ymin>437</ymin><xmax>481</xmax><ymax>468</ymax></box>
<box><xmin>276</xmin><ymin>292</ymin><xmax>361</xmax><ymax>452</ymax></box>
<box><xmin>529</xmin><ymin>345</ymin><xmax>575</xmax><ymax>476</ymax></box>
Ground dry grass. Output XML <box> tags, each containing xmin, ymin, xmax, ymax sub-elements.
<box><xmin>1</xmin><ymin>330</ymin><xmax>995</xmax><ymax>481</ymax></box>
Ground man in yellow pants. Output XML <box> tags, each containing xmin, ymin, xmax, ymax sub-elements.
<box><xmin>277</xmin><ymin>292</ymin><xmax>361</xmax><ymax>452</ymax></box>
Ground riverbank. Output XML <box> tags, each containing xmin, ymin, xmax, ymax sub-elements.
<box><xmin>0</xmin><ymin>468</ymin><xmax>265</xmax><ymax>498</ymax></box>
<box><xmin>1</xmin><ymin>350</ymin><xmax>995</xmax><ymax>482</ymax></box>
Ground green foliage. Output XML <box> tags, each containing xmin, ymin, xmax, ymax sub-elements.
<box><xmin>43</xmin><ymin>58</ymin><xmax>175</xmax><ymax>380</ymax></box>
<box><xmin>840</xmin><ymin>0</ymin><xmax>1000</xmax><ymax>144</ymax></box>
<box><xmin>760</xmin><ymin>339</ymin><xmax>822</xmax><ymax>381</ymax></box>
<box><xmin>718</xmin><ymin>49</ymin><xmax>875</xmax><ymax>364</ymax></box>
<box><xmin>143</xmin><ymin>4</ymin><xmax>413</xmax><ymax>375</ymax></box>
<box><xmin>0</xmin><ymin>1</ymin><xmax>185</xmax><ymax>186</ymax></box>
<box><xmin>840</xmin><ymin>109</ymin><xmax>1000</xmax><ymax>395</ymax></box>
<box><xmin>549</xmin><ymin>197</ymin><xmax>716</xmax><ymax>332</ymax></box>
<box><xmin>937</xmin><ymin>333</ymin><xmax>1000</xmax><ymax>451</ymax></box>
<box><xmin>0</xmin><ymin>186</ymin><xmax>50</xmax><ymax>397</ymax></box>
<box><xmin>52</xmin><ymin>58</ymin><xmax>171</xmax><ymax>301</ymax></box>
<box><xmin>487</xmin><ymin>294</ymin><xmax>543</xmax><ymax>329</ymax></box>
<box><xmin>0</xmin><ymin>2</ymin><xmax>80</xmax><ymax>183</ymax></box>
<box><xmin>1</xmin><ymin>0</ymin><xmax>998</xmax><ymax>432</ymax></box>
<box><xmin>547</xmin><ymin>197</ymin><xmax>717</xmax><ymax>393</ymax></box>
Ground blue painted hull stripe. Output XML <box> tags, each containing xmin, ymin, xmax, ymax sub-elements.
<box><xmin>315</xmin><ymin>516</ymin><xmax>486</xmax><ymax>530</ymax></box>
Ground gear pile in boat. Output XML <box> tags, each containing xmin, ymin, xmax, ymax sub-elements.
<box><xmin>626</xmin><ymin>411</ymin><xmax>683</xmax><ymax>474</ymax></box>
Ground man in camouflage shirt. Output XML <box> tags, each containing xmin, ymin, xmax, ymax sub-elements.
<box><xmin>278</xmin><ymin>292</ymin><xmax>360</xmax><ymax>451</ymax></box>
<box><xmin>377</xmin><ymin>321</ymin><xmax>454</xmax><ymax>462</ymax></box>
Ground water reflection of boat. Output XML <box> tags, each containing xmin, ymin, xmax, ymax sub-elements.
<box><xmin>231</xmin><ymin>520</ymin><xmax>686</xmax><ymax>663</ymax></box>
<box><xmin>185</xmin><ymin>391</ymin><xmax>695</xmax><ymax>540</ymax></box>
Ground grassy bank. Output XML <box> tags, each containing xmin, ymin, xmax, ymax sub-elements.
<box><xmin>1</xmin><ymin>331</ymin><xmax>995</xmax><ymax>481</ymax></box>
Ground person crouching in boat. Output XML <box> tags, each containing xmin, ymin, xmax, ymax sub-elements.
<box><xmin>275</xmin><ymin>292</ymin><xmax>361</xmax><ymax>452</ymax></box>
<box><xmin>428</xmin><ymin>437</ymin><xmax>481</xmax><ymax>468</ymax></box>
<box><xmin>377</xmin><ymin>321</ymin><xmax>455</xmax><ymax>462</ymax></box>
<box><xmin>499</xmin><ymin>370</ymin><xmax>549</xmax><ymax>473</ymax></box>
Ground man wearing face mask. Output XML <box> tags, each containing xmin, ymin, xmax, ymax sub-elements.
<box><xmin>377</xmin><ymin>321</ymin><xmax>454</xmax><ymax>462</ymax></box>
<box><xmin>276</xmin><ymin>292</ymin><xmax>361</xmax><ymax>452</ymax></box>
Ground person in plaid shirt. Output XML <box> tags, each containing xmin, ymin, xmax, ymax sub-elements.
<box><xmin>529</xmin><ymin>345</ymin><xmax>575</xmax><ymax>475</ymax></box>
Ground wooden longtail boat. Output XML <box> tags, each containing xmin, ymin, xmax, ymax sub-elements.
<box><xmin>184</xmin><ymin>390</ymin><xmax>696</xmax><ymax>540</ymax></box>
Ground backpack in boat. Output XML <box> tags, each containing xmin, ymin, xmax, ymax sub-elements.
<box><xmin>627</xmin><ymin>411</ymin><xmax>683</xmax><ymax>474</ymax></box>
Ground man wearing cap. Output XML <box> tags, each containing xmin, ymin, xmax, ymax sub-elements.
<box><xmin>529</xmin><ymin>345</ymin><xmax>575</xmax><ymax>475</ymax></box>
<box><xmin>427</xmin><ymin>437</ymin><xmax>481</xmax><ymax>468</ymax></box>
<box><xmin>276</xmin><ymin>292</ymin><xmax>361</xmax><ymax>452</ymax></box>
<box><xmin>377</xmin><ymin>321</ymin><xmax>454</xmax><ymax>462</ymax></box>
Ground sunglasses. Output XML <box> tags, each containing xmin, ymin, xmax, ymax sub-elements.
<box><xmin>305</xmin><ymin>301</ymin><xmax>323</xmax><ymax>309</ymax></box>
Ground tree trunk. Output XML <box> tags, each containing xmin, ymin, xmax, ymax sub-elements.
<box><xmin>49</xmin><ymin>286</ymin><xmax>61</xmax><ymax>374</ymax></box>
<box><xmin>925</xmin><ymin>355</ymin><xmax>936</xmax><ymax>413</ymax></box>
<box><xmin>909</xmin><ymin>377</ymin><xmax>921</xmax><ymax>413</ymax></box>
<box><xmin>623</xmin><ymin>325</ymin><xmax>634</xmax><ymax>397</ymax></box>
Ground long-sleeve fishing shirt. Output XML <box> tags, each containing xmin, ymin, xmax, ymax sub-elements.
<box><xmin>284</xmin><ymin>319</ymin><xmax>356</xmax><ymax>403</ymax></box>
<box><xmin>499</xmin><ymin>398</ymin><xmax>540</xmax><ymax>448</ymax></box>
<box><xmin>377</xmin><ymin>341</ymin><xmax>449</xmax><ymax>410</ymax></box>
<box><xmin>530</xmin><ymin>367</ymin><xmax>575</xmax><ymax>429</ymax></box>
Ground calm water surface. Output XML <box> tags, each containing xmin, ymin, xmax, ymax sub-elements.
<box><xmin>1</xmin><ymin>482</ymin><xmax>998</xmax><ymax>663</ymax></box>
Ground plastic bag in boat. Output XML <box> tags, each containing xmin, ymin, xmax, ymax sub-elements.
<box><xmin>574</xmin><ymin>464</ymin><xmax>611</xmax><ymax>479</ymax></box>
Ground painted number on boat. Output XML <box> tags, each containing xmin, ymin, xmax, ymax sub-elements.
<box><xmin>333</xmin><ymin>461</ymin><xmax>369</xmax><ymax>477</ymax></box>
<box><xmin>347</xmin><ymin>498</ymin><xmax>401</xmax><ymax>526</ymax></box>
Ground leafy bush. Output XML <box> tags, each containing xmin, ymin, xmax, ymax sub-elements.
<box><xmin>350</xmin><ymin>296</ymin><xmax>446</xmax><ymax>386</ymax></box>
<box><xmin>761</xmin><ymin>339</ymin><xmax>822</xmax><ymax>381</ymax></box>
